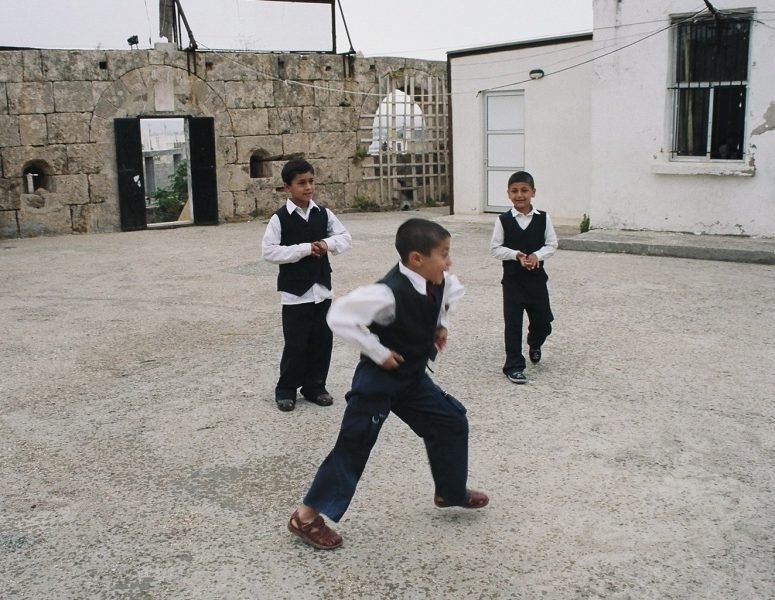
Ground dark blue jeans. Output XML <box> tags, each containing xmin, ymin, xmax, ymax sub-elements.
<box><xmin>303</xmin><ymin>366</ymin><xmax>469</xmax><ymax>522</ymax></box>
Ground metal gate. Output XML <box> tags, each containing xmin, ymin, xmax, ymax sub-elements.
<box><xmin>358</xmin><ymin>73</ymin><xmax>449</xmax><ymax>208</ymax></box>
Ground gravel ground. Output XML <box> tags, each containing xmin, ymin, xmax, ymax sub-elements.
<box><xmin>1</xmin><ymin>209</ymin><xmax>774</xmax><ymax>599</ymax></box>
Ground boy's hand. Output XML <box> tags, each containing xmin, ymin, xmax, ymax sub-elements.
<box><xmin>517</xmin><ymin>251</ymin><xmax>539</xmax><ymax>270</ymax></box>
<box><xmin>434</xmin><ymin>326</ymin><xmax>448</xmax><ymax>351</ymax></box>
<box><xmin>381</xmin><ymin>351</ymin><xmax>404</xmax><ymax>370</ymax></box>
<box><xmin>311</xmin><ymin>240</ymin><xmax>328</xmax><ymax>257</ymax></box>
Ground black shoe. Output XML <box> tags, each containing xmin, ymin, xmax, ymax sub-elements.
<box><xmin>275</xmin><ymin>391</ymin><xmax>296</xmax><ymax>412</ymax></box>
<box><xmin>529</xmin><ymin>346</ymin><xmax>542</xmax><ymax>364</ymax></box>
<box><xmin>506</xmin><ymin>370</ymin><xmax>527</xmax><ymax>384</ymax></box>
<box><xmin>302</xmin><ymin>390</ymin><xmax>333</xmax><ymax>406</ymax></box>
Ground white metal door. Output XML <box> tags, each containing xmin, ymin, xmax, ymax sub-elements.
<box><xmin>484</xmin><ymin>91</ymin><xmax>524</xmax><ymax>212</ymax></box>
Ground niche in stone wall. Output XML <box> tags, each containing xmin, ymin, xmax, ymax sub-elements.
<box><xmin>250</xmin><ymin>150</ymin><xmax>272</xmax><ymax>178</ymax></box>
<box><xmin>22</xmin><ymin>161</ymin><xmax>53</xmax><ymax>193</ymax></box>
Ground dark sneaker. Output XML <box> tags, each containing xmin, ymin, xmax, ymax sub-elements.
<box><xmin>506</xmin><ymin>370</ymin><xmax>527</xmax><ymax>384</ymax></box>
<box><xmin>529</xmin><ymin>346</ymin><xmax>542</xmax><ymax>364</ymax></box>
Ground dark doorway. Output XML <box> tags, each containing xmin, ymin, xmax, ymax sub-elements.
<box><xmin>115</xmin><ymin>116</ymin><xmax>218</xmax><ymax>231</ymax></box>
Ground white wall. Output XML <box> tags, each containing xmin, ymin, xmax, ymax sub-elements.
<box><xmin>591</xmin><ymin>0</ymin><xmax>775</xmax><ymax>236</ymax></box>
<box><xmin>450</xmin><ymin>38</ymin><xmax>593</xmax><ymax>224</ymax></box>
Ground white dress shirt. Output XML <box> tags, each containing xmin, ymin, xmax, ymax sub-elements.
<box><xmin>262</xmin><ymin>199</ymin><xmax>352</xmax><ymax>305</ymax></box>
<box><xmin>326</xmin><ymin>262</ymin><xmax>465</xmax><ymax>366</ymax></box>
<box><xmin>490</xmin><ymin>206</ymin><xmax>558</xmax><ymax>262</ymax></box>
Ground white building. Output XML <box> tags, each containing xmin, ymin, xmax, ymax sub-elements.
<box><xmin>449</xmin><ymin>1</ymin><xmax>775</xmax><ymax>236</ymax></box>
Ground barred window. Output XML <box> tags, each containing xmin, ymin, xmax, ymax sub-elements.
<box><xmin>671</xmin><ymin>14</ymin><xmax>751</xmax><ymax>159</ymax></box>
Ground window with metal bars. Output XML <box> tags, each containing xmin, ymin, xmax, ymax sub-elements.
<box><xmin>670</xmin><ymin>14</ymin><xmax>751</xmax><ymax>159</ymax></box>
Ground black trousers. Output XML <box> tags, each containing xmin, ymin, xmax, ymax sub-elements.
<box><xmin>276</xmin><ymin>299</ymin><xmax>332</xmax><ymax>397</ymax></box>
<box><xmin>303</xmin><ymin>367</ymin><xmax>469</xmax><ymax>522</ymax></box>
<box><xmin>502</xmin><ymin>276</ymin><xmax>553</xmax><ymax>373</ymax></box>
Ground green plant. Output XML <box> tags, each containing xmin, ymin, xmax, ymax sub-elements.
<box><xmin>353</xmin><ymin>145</ymin><xmax>369</xmax><ymax>162</ymax></box>
<box><xmin>580</xmin><ymin>213</ymin><xmax>590</xmax><ymax>233</ymax></box>
<box><xmin>352</xmin><ymin>194</ymin><xmax>378</xmax><ymax>212</ymax></box>
<box><xmin>152</xmin><ymin>159</ymin><xmax>189</xmax><ymax>220</ymax></box>
<box><xmin>425</xmin><ymin>196</ymin><xmax>437</xmax><ymax>207</ymax></box>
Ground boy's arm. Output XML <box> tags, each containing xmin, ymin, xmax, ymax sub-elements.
<box><xmin>326</xmin><ymin>283</ymin><xmax>395</xmax><ymax>366</ymax></box>
<box><xmin>438</xmin><ymin>273</ymin><xmax>464</xmax><ymax>329</ymax></box>
<box><xmin>489</xmin><ymin>217</ymin><xmax>519</xmax><ymax>261</ymax></box>
<box><xmin>321</xmin><ymin>209</ymin><xmax>352</xmax><ymax>255</ymax></box>
<box><xmin>261</xmin><ymin>213</ymin><xmax>313</xmax><ymax>264</ymax></box>
<box><xmin>534</xmin><ymin>212</ymin><xmax>559</xmax><ymax>261</ymax></box>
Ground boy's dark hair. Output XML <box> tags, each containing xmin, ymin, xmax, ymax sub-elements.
<box><xmin>395</xmin><ymin>218</ymin><xmax>451</xmax><ymax>263</ymax></box>
<box><xmin>281</xmin><ymin>158</ymin><xmax>315</xmax><ymax>185</ymax></box>
<box><xmin>508</xmin><ymin>170</ymin><xmax>535</xmax><ymax>188</ymax></box>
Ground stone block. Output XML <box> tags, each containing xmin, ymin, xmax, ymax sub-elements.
<box><xmin>1</xmin><ymin>145</ymin><xmax>68</xmax><ymax>178</ymax></box>
<box><xmin>7</xmin><ymin>82</ymin><xmax>54</xmax><ymax>114</ymax></box>
<box><xmin>313</xmin><ymin>81</ymin><xmax>358</xmax><ymax>108</ymax></box>
<box><xmin>67</xmin><ymin>143</ymin><xmax>108</xmax><ymax>174</ymax></box>
<box><xmin>107</xmin><ymin>52</ymin><xmax>150</xmax><ymax>80</ymax></box>
<box><xmin>318</xmin><ymin>106</ymin><xmax>358</xmax><ymax>132</ymax></box>
<box><xmin>22</xmin><ymin>50</ymin><xmax>44</xmax><ymax>82</ymax></box>
<box><xmin>70</xmin><ymin>202</ymin><xmax>120</xmax><ymax>233</ymax></box>
<box><xmin>47</xmin><ymin>113</ymin><xmax>91</xmax><ymax>144</ymax></box>
<box><xmin>216</xmin><ymin>137</ymin><xmax>237</xmax><ymax>166</ymax></box>
<box><xmin>0</xmin><ymin>115</ymin><xmax>21</xmax><ymax>146</ymax></box>
<box><xmin>88</xmin><ymin>173</ymin><xmax>117</xmax><ymax>204</ymax></box>
<box><xmin>49</xmin><ymin>174</ymin><xmax>90</xmax><ymax>203</ymax></box>
<box><xmin>272</xmin><ymin>80</ymin><xmax>315</xmax><ymax>107</ymax></box>
<box><xmin>217</xmin><ymin>163</ymin><xmax>250</xmax><ymax>192</ymax></box>
<box><xmin>313</xmin><ymin>158</ymin><xmax>351</xmax><ymax>184</ymax></box>
<box><xmin>0</xmin><ymin>178</ymin><xmax>22</xmax><ymax>210</ymax></box>
<box><xmin>0</xmin><ymin>84</ymin><xmax>7</xmax><ymax>114</ymax></box>
<box><xmin>344</xmin><ymin>181</ymin><xmax>382</xmax><ymax>207</ymax></box>
<box><xmin>268</xmin><ymin>107</ymin><xmax>304</xmax><ymax>135</ymax></box>
<box><xmin>217</xmin><ymin>191</ymin><xmax>235</xmax><ymax>221</ymax></box>
<box><xmin>206</xmin><ymin>54</ymin><xmax>276</xmax><ymax>82</ymax></box>
<box><xmin>231</xmin><ymin>109</ymin><xmax>270</xmax><ymax>137</ymax></box>
<box><xmin>41</xmin><ymin>50</ymin><xmax>111</xmax><ymax>82</ymax></box>
<box><xmin>236</xmin><ymin>135</ymin><xmax>283</xmax><ymax>164</ymax></box>
<box><xmin>282</xmin><ymin>133</ymin><xmax>311</xmax><ymax>157</ymax></box>
<box><xmin>233</xmin><ymin>190</ymin><xmax>257</xmax><ymax>218</ymax></box>
<box><xmin>224</xmin><ymin>81</ymin><xmax>274</xmax><ymax>109</ymax></box>
<box><xmin>302</xmin><ymin>106</ymin><xmax>320</xmax><ymax>133</ymax></box>
<box><xmin>88</xmin><ymin>115</ymin><xmax>112</xmax><ymax>143</ymax></box>
<box><xmin>254</xmin><ymin>186</ymin><xmax>285</xmax><ymax>216</ymax></box>
<box><xmin>0</xmin><ymin>51</ymin><xmax>23</xmax><ymax>83</ymax></box>
<box><xmin>308</xmin><ymin>131</ymin><xmax>357</xmax><ymax>159</ymax></box>
<box><xmin>0</xmin><ymin>210</ymin><xmax>19</xmax><ymax>238</ymax></box>
<box><xmin>313</xmin><ymin>183</ymin><xmax>345</xmax><ymax>209</ymax></box>
<box><xmin>18</xmin><ymin>114</ymin><xmax>48</xmax><ymax>146</ymax></box>
<box><xmin>53</xmin><ymin>81</ymin><xmax>98</xmax><ymax>112</ymax></box>
<box><xmin>18</xmin><ymin>192</ymin><xmax>72</xmax><ymax>237</ymax></box>
<box><xmin>279</xmin><ymin>54</ymin><xmax>334</xmax><ymax>81</ymax></box>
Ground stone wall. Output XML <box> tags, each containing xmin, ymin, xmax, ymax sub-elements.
<box><xmin>0</xmin><ymin>47</ymin><xmax>446</xmax><ymax>237</ymax></box>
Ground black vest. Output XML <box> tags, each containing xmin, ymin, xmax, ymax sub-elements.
<box><xmin>499</xmin><ymin>209</ymin><xmax>548</xmax><ymax>281</ymax></box>
<box><xmin>367</xmin><ymin>265</ymin><xmax>445</xmax><ymax>378</ymax></box>
<box><xmin>275</xmin><ymin>206</ymin><xmax>332</xmax><ymax>295</ymax></box>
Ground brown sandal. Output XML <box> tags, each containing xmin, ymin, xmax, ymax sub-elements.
<box><xmin>288</xmin><ymin>509</ymin><xmax>343</xmax><ymax>549</ymax></box>
<box><xmin>434</xmin><ymin>489</ymin><xmax>489</xmax><ymax>509</ymax></box>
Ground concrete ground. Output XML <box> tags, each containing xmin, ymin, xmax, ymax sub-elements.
<box><xmin>1</xmin><ymin>209</ymin><xmax>773</xmax><ymax>599</ymax></box>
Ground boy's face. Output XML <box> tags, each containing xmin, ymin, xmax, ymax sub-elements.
<box><xmin>507</xmin><ymin>181</ymin><xmax>536</xmax><ymax>215</ymax></box>
<box><xmin>411</xmin><ymin>237</ymin><xmax>452</xmax><ymax>285</ymax></box>
<box><xmin>284</xmin><ymin>171</ymin><xmax>315</xmax><ymax>208</ymax></box>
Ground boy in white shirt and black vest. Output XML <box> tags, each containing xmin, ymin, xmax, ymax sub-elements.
<box><xmin>490</xmin><ymin>171</ymin><xmax>558</xmax><ymax>384</ymax></box>
<box><xmin>262</xmin><ymin>158</ymin><xmax>352</xmax><ymax>411</ymax></box>
<box><xmin>287</xmin><ymin>218</ymin><xmax>489</xmax><ymax>549</ymax></box>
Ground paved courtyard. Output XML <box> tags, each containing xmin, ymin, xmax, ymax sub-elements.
<box><xmin>1</xmin><ymin>210</ymin><xmax>773</xmax><ymax>599</ymax></box>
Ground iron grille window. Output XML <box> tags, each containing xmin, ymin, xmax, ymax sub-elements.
<box><xmin>671</xmin><ymin>15</ymin><xmax>751</xmax><ymax>159</ymax></box>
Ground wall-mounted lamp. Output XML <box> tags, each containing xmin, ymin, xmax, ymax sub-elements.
<box><xmin>529</xmin><ymin>68</ymin><xmax>545</xmax><ymax>80</ymax></box>
<box><xmin>127</xmin><ymin>35</ymin><xmax>139</xmax><ymax>49</ymax></box>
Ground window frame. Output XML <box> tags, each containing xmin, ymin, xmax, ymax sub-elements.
<box><xmin>669</xmin><ymin>12</ymin><xmax>753</xmax><ymax>162</ymax></box>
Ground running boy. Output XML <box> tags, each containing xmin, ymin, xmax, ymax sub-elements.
<box><xmin>490</xmin><ymin>171</ymin><xmax>558</xmax><ymax>384</ymax></box>
<box><xmin>262</xmin><ymin>158</ymin><xmax>352</xmax><ymax>411</ymax></box>
<box><xmin>287</xmin><ymin>218</ymin><xmax>489</xmax><ymax>549</ymax></box>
